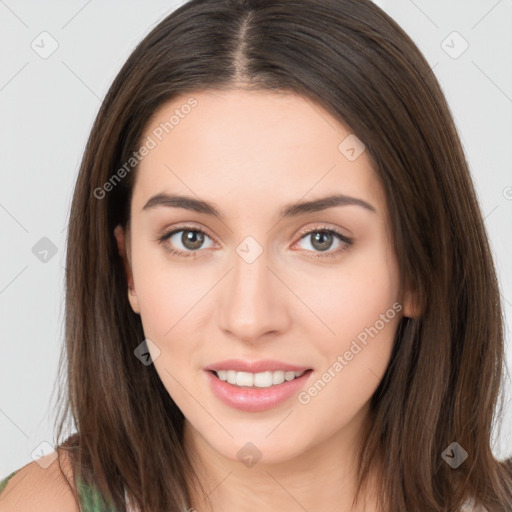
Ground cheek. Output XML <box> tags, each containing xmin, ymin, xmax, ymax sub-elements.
<box><xmin>301</xmin><ymin>311</ymin><xmax>398</xmax><ymax>425</ymax></box>
<box><xmin>295</xmin><ymin>240</ymin><xmax>401</xmax><ymax>396</ymax></box>
<box><xmin>131</xmin><ymin>255</ymin><xmax>204</xmax><ymax>398</ymax></box>
<box><xmin>295</xmin><ymin>240</ymin><xmax>401</xmax><ymax>348</ymax></box>
<box><xmin>130</xmin><ymin>240</ymin><xmax>205</xmax><ymax>338</ymax></box>
<box><xmin>297</xmin><ymin>251</ymin><xmax>401</xmax><ymax>415</ymax></box>
<box><xmin>129</xmin><ymin>243</ymin><xmax>212</xmax><ymax>401</ymax></box>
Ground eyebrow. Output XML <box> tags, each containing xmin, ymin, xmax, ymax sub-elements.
<box><xmin>142</xmin><ymin>192</ymin><xmax>376</xmax><ymax>219</ymax></box>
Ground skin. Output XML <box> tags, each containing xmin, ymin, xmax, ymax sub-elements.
<box><xmin>114</xmin><ymin>89</ymin><xmax>418</xmax><ymax>512</ymax></box>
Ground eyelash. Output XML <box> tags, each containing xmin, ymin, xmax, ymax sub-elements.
<box><xmin>157</xmin><ymin>225</ymin><xmax>353</xmax><ymax>260</ymax></box>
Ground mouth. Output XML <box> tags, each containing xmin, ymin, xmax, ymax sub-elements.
<box><xmin>205</xmin><ymin>368</ymin><xmax>314</xmax><ymax>413</ymax></box>
<box><xmin>203</xmin><ymin>358</ymin><xmax>314</xmax><ymax>412</ymax></box>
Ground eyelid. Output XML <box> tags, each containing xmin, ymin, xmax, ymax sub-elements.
<box><xmin>158</xmin><ymin>221</ymin><xmax>219</xmax><ymax>245</ymax></box>
<box><xmin>295</xmin><ymin>223</ymin><xmax>351</xmax><ymax>241</ymax></box>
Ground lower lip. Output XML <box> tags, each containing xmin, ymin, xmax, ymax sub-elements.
<box><xmin>205</xmin><ymin>369</ymin><xmax>313</xmax><ymax>412</ymax></box>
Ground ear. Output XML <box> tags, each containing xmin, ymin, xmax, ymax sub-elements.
<box><xmin>114</xmin><ymin>224</ymin><xmax>140</xmax><ymax>315</ymax></box>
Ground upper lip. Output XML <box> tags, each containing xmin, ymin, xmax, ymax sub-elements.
<box><xmin>204</xmin><ymin>359</ymin><xmax>312</xmax><ymax>373</ymax></box>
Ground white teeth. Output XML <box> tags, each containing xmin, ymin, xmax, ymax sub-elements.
<box><xmin>215</xmin><ymin>369</ymin><xmax>307</xmax><ymax>388</ymax></box>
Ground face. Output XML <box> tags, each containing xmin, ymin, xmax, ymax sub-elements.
<box><xmin>114</xmin><ymin>89</ymin><xmax>416</xmax><ymax>466</ymax></box>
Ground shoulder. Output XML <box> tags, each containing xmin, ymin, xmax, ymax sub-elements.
<box><xmin>0</xmin><ymin>449</ymin><xmax>79</xmax><ymax>512</ymax></box>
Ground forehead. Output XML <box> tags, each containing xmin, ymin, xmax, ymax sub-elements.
<box><xmin>131</xmin><ymin>88</ymin><xmax>385</xmax><ymax>219</ymax></box>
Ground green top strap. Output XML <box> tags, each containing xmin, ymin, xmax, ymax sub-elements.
<box><xmin>0</xmin><ymin>470</ymin><xmax>18</xmax><ymax>495</ymax></box>
<box><xmin>75</xmin><ymin>473</ymin><xmax>119</xmax><ymax>511</ymax></box>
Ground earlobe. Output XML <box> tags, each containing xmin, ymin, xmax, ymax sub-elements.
<box><xmin>127</xmin><ymin>289</ymin><xmax>141</xmax><ymax>315</ymax></box>
<box><xmin>113</xmin><ymin>224</ymin><xmax>140</xmax><ymax>315</ymax></box>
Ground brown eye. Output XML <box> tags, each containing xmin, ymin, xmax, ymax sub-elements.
<box><xmin>158</xmin><ymin>227</ymin><xmax>215</xmax><ymax>258</ymax></box>
<box><xmin>295</xmin><ymin>227</ymin><xmax>353</xmax><ymax>260</ymax></box>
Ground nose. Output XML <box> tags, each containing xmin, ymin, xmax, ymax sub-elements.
<box><xmin>217</xmin><ymin>244</ymin><xmax>291</xmax><ymax>343</ymax></box>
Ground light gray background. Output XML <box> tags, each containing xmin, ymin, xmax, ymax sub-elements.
<box><xmin>1</xmin><ymin>0</ymin><xmax>511</xmax><ymax>477</ymax></box>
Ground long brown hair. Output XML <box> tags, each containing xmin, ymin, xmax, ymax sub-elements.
<box><xmin>54</xmin><ymin>0</ymin><xmax>512</xmax><ymax>510</ymax></box>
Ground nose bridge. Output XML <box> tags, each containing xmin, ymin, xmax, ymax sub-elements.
<box><xmin>218</xmin><ymin>237</ymin><xmax>287</xmax><ymax>340</ymax></box>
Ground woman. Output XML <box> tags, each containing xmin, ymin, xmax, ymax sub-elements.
<box><xmin>1</xmin><ymin>0</ymin><xmax>511</xmax><ymax>510</ymax></box>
